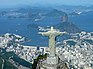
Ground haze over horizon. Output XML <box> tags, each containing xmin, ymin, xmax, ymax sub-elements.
<box><xmin>0</xmin><ymin>0</ymin><xmax>93</xmax><ymax>8</ymax></box>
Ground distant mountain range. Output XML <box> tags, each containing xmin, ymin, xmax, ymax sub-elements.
<box><xmin>26</xmin><ymin>8</ymin><xmax>81</xmax><ymax>33</ymax></box>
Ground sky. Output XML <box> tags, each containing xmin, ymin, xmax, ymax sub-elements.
<box><xmin>0</xmin><ymin>0</ymin><xmax>93</xmax><ymax>8</ymax></box>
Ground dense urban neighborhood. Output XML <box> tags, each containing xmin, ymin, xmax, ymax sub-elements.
<box><xmin>0</xmin><ymin>31</ymin><xmax>93</xmax><ymax>69</ymax></box>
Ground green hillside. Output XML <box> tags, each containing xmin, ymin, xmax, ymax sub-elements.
<box><xmin>0</xmin><ymin>51</ymin><xmax>18</xmax><ymax>69</ymax></box>
<box><xmin>0</xmin><ymin>49</ymin><xmax>32</xmax><ymax>69</ymax></box>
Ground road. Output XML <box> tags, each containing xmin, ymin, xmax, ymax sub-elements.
<box><xmin>1</xmin><ymin>58</ymin><xmax>4</xmax><ymax>69</ymax></box>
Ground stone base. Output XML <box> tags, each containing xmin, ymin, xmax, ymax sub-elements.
<box><xmin>46</xmin><ymin>56</ymin><xmax>58</xmax><ymax>64</ymax></box>
<box><xmin>37</xmin><ymin>56</ymin><xmax>69</xmax><ymax>69</ymax></box>
<box><xmin>39</xmin><ymin>61</ymin><xmax>68</xmax><ymax>69</ymax></box>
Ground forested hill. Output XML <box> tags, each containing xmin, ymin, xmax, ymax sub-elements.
<box><xmin>0</xmin><ymin>48</ymin><xmax>32</xmax><ymax>69</ymax></box>
<box><xmin>54</xmin><ymin>22</ymin><xmax>81</xmax><ymax>33</ymax></box>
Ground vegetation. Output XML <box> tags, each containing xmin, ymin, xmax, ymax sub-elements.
<box><xmin>0</xmin><ymin>51</ymin><xmax>18</xmax><ymax>69</ymax></box>
<box><xmin>0</xmin><ymin>57</ymin><xmax>3</xmax><ymax>68</ymax></box>
<box><xmin>3</xmin><ymin>60</ymin><xmax>18</xmax><ymax>69</ymax></box>
<box><xmin>0</xmin><ymin>49</ymin><xmax>32</xmax><ymax>69</ymax></box>
<box><xmin>0</xmin><ymin>49</ymin><xmax>17</xmax><ymax>69</ymax></box>
<box><xmin>12</xmin><ymin>55</ymin><xmax>32</xmax><ymax>68</ymax></box>
<box><xmin>31</xmin><ymin>53</ymin><xmax>47</xmax><ymax>69</ymax></box>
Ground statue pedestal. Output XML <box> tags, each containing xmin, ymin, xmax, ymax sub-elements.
<box><xmin>38</xmin><ymin>56</ymin><xmax>68</xmax><ymax>69</ymax></box>
<box><xmin>39</xmin><ymin>56</ymin><xmax>59</xmax><ymax>69</ymax></box>
<box><xmin>46</xmin><ymin>56</ymin><xmax>58</xmax><ymax>64</ymax></box>
<box><xmin>39</xmin><ymin>59</ymin><xmax>67</xmax><ymax>69</ymax></box>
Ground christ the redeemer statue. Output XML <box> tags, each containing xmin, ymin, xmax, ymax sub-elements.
<box><xmin>39</xmin><ymin>27</ymin><xmax>66</xmax><ymax>57</ymax></box>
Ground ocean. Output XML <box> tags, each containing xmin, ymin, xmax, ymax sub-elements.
<box><xmin>69</xmin><ymin>11</ymin><xmax>93</xmax><ymax>32</ymax></box>
<box><xmin>0</xmin><ymin>10</ymin><xmax>93</xmax><ymax>46</ymax></box>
